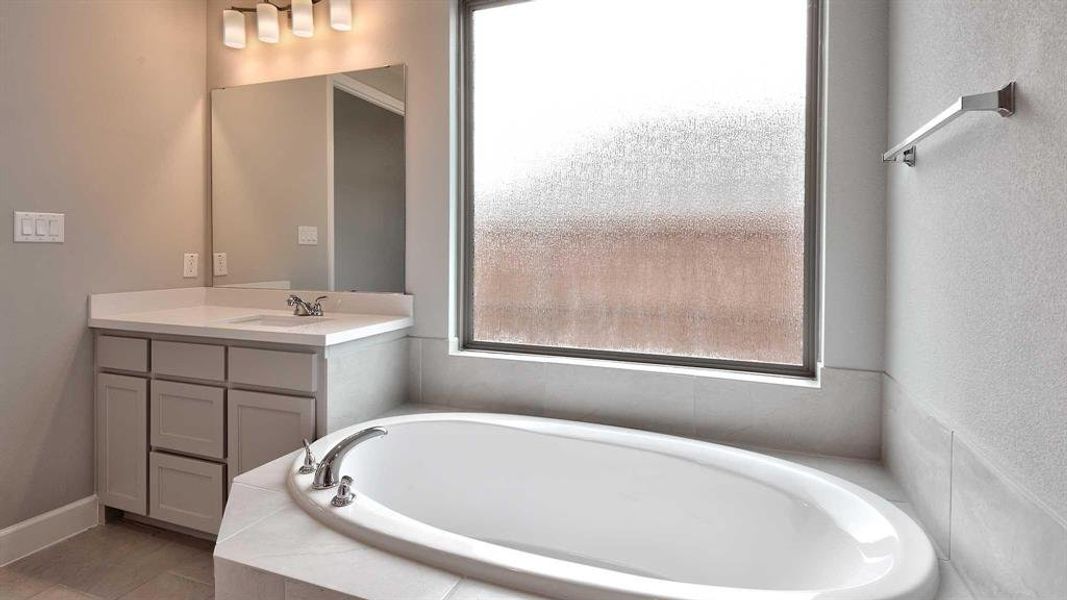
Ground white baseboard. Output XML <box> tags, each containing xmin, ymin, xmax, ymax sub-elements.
<box><xmin>0</xmin><ymin>496</ymin><xmax>99</xmax><ymax>567</ymax></box>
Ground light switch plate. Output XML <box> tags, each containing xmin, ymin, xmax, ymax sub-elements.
<box><xmin>213</xmin><ymin>252</ymin><xmax>228</xmax><ymax>276</ymax></box>
<box><xmin>298</xmin><ymin>226</ymin><xmax>318</xmax><ymax>245</ymax></box>
<box><xmin>14</xmin><ymin>211</ymin><xmax>64</xmax><ymax>243</ymax></box>
<box><xmin>183</xmin><ymin>253</ymin><xmax>199</xmax><ymax>278</ymax></box>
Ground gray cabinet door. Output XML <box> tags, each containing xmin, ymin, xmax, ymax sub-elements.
<box><xmin>227</xmin><ymin>389</ymin><xmax>314</xmax><ymax>480</ymax></box>
<box><xmin>96</xmin><ymin>373</ymin><xmax>148</xmax><ymax>514</ymax></box>
<box><xmin>151</xmin><ymin>380</ymin><xmax>225</xmax><ymax>459</ymax></box>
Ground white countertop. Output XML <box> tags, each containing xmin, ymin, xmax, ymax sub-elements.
<box><xmin>88</xmin><ymin>287</ymin><xmax>414</xmax><ymax>347</ymax></box>
<box><xmin>90</xmin><ymin>305</ymin><xmax>412</xmax><ymax>346</ymax></box>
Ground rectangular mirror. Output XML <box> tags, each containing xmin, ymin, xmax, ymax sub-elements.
<box><xmin>211</xmin><ymin>65</ymin><xmax>406</xmax><ymax>291</ymax></box>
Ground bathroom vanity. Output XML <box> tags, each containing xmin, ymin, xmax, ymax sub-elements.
<box><xmin>88</xmin><ymin>287</ymin><xmax>413</xmax><ymax>535</ymax></box>
<box><xmin>83</xmin><ymin>62</ymin><xmax>416</xmax><ymax>537</ymax></box>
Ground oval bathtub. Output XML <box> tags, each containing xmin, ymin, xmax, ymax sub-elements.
<box><xmin>288</xmin><ymin>413</ymin><xmax>938</xmax><ymax>600</ymax></box>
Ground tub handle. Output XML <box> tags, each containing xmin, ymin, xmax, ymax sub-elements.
<box><xmin>298</xmin><ymin>439</ymin><xmax>318</xmax><ymax>474</ymax></box>
<box><xmin>331</xmin><ymin>475</ymin><xmax>355</xmax><ymax>507</ymax></box>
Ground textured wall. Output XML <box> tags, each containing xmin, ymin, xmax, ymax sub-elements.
<box><xmin>0</xmin><ymin>0</ymin><xmax>207</xmax><ymax>528</ymax></box>
<box><xmin>886</xmin><ymin>0</ymin><xmax>1067</xmax><ymax>520</ymax></box>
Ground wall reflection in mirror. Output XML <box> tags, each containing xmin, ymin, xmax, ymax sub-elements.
<box><xmin>211</xmin><ymin>65</ymin><xmax>406</xmax><ymax>291</ymax></box>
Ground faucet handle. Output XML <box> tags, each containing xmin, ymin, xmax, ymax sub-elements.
<box><xmin>331</xmin><ymin>475</ymin><xmax>355</xmax><ymax>507</ymax></box>
<box><xmin>310</xmin><ymin>296</ymin><xmax>328</xmax><ymax>316</ymax></box>
<box><xmin>298</xmin><ymin>438</ymin><xmax>317</xmax><ymax>474</ymax></box>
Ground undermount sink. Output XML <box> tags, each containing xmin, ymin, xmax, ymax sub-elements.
<box><xmin>224</xmin><ymin>314</ymin><xmax>330</xmax><ymax>328</ymax></box>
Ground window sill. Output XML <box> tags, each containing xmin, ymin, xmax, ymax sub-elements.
<box><xmin>445</xmin><ymin>338</ymin><xmax>821</xmax><ymax>389</ymax></box>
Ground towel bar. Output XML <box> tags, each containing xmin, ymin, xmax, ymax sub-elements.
<box><xmin>883</xmin><ymin>82</ymin><xmax>1015</xmax><ymax>166</ymax></box>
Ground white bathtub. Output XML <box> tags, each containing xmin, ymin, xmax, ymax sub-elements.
<box><xmin>288</xmin><ymin>413</ymin><xmax>938</xmax><ymax>600</ymax></box>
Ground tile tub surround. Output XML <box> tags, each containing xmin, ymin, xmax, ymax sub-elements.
<box><xmin>950</xmin><ymin>440</ymin><xmax>1067</xmax><ymax>599</ymax></box>
<box><xmin>214</xmin><ymin>405</ymin><xmax>971</xmax><ymax>600</ymax></box>
<box><xmin>883</xmin><ymin>375</ymin><xmax>1067</xmax><ymax>599</ymax></box>
<box><xmin>882</xmin><ymin>376</ymin><xmax>952</xmax><ymax>557</ymax></box>
<box><xmin>0</xmin><ymin>440</ymin><xmax>970</xmax><ymax>600</ymax></box>
<box><xmin>89</xmin><ymin>288</ymin><xmax>413</xmax><ymax>347</ymax></box>
<box><xmin>412</xmin><ymin>338</ymin><xmax>882</xmax><ymax>459</ymax></box>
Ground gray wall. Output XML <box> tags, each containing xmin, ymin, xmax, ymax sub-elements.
<box><xmin>334</xmin><ymin>89</ymin><xmax>406</xmax><ymax>292</ymax></box>
<box><xmin>886</xmin><ymin>0</ymin><xmax>1067</xmax><ymax>523</ymax></box>
<box><xmin>0</xmin><ymin>0</ymin><xmax>207</xmax><ymax>528</ymax></box>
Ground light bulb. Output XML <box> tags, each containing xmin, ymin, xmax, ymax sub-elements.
<box><xmin>257</xmin><ymin>3</ymin><xmax>280</xmax><ymax>44</ymax></box>
<box><xmin>291</xmin><ymin>0</ymin><xmax>314</xmax><ymax>38</ymax></box>
<box><xmin>222</xmin><ymin>10</ymin><xmax>246</xmax><ymax>49</ymax></box>
<box><xmin>329</xmin><ymin>0</ymin><xmax>352</xmax><ymax>32</ymax></box>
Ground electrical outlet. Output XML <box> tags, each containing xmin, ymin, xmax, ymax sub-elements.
<box><xmin>298</xmin><ymin>225</ymin><xmax>319</xmax><ymax>245</ymax></box>
<box><xmin>213</xmin><ymin>252</ymin><xmax>228</xmax><ymax>276</ymax></box>
<box><xmin>183</xmin><ymin>253</ymin><xmax>199</xmax><ymax>278</ymax></box>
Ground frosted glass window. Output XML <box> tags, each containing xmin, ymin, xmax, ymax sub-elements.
<box><xmin>464</xmin><ymin>0</ymin><xmax>816</xmax><ymax>370</ymax></box>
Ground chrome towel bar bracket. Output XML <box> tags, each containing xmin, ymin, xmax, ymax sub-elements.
<box><xmin>883</xmin><ymin>82</ymin><xmax>1015</xmax><ymax>166</ymax></box>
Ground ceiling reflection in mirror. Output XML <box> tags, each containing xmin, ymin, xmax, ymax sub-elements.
<box><xmin>211</xmin><ymin>65</ymin><xmax>406</xmax><ymax>292</ymax></box>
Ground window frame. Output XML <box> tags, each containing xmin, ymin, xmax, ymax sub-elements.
<box><xmin>457</xmin><ymin>0</ymin><xmax>823</xmax><ymax>378</ymax></box>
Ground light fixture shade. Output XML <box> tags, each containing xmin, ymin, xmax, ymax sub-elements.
<box><xmin>257</xmin><ymin>3</ymin><xmax>280</xmax><ymax>44</ymax></box>
<box><xmin>329</xmin><ymin>0</ymin><xmax>352</xmax><ymax>31</ymax></box>
<box><xmin>222</xmin><ymin>10</ymin><xmax>246</xmax><ymax>49</ymax></box>
<box><xmin>291</xmin><ymin>0</ymin><xmax>314</xmax><ymax>38</ymax></box>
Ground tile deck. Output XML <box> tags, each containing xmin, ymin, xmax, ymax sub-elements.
<box><xmin>0</xmin><ymin>406</ymin><xmax>973</xmax><ymax>600</ymax></box>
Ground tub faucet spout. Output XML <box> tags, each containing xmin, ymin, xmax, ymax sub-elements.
<box><xmin>311</xmin><ymin>427</ymin><xmax>387</xmax><ymax>490</ymax></box>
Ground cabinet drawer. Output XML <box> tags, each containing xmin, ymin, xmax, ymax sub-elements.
<box><xmin>149</xmin><ymin>451</ymin><xmax>225</xmax><ymax>534</ymax></box>
<box><xmin>153</xmin><ymin>340</ymin><xmax>225</xmax><ymax>381</ymax></box>
<box><xmin>96</xmin><ymin>335</ymin><xmax>148</xmax><ymax>372</ymax></box>
<box><xmin>228</xmin><ymin>390</ymin><xmax>314</xmax><ymax>479</ymax></box>
<box><xmin>229</xmin><ymin>347</ymin><xmax>318</xmax><ymax>392</ymax></box>
<box><xmin>151</xmin><ymin>380</ymin><xmax>225</xmax><ymax>459</ymax></box>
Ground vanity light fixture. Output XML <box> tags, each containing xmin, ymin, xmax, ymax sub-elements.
<box><xmin>222</xmin><ymin>9</ymin><xmax>246</xmax><ymax>49</ymax></box>
<box><xmin>256</xmin><ymin>3</ymin><xmax>280</xmax><ymax>43</ymax></box>
<box><xmin>329</xmin><ymin>0</ymin><xmax>353</xmax><ymax>31</ymax></box>
<box><xmin>222</xmin><ymin>0</ymin><xmax>352</xmax><ymax>49</ymax></box>
<box><xmin>291</xmin><ymin>0</ymin><xmax>314</xmax><ymax>38</ymax></box>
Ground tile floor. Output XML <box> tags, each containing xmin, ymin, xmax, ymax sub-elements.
<box><xmin>0</xmin><ymin>520</ymin><xmax>214</xmax><ymax>600</ymax></box>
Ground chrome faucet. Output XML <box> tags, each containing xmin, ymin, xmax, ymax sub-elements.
<box><xmin>287</xmin><ymin>294</ymin><xmax>327</xmax><ymax>316</ymax></box>
<box><xmin>311</xmin><ymin>426</ymin><xmax>387</xmax><ymax>490</ymax></box>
